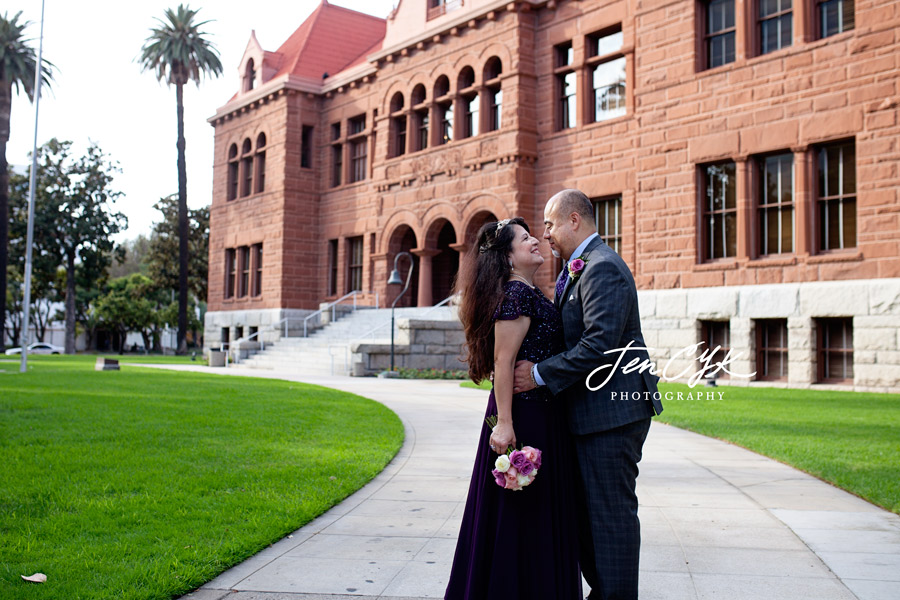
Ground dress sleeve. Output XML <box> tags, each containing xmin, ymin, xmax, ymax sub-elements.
<box><xmin>492</xmin><ymin>282</ymin><xmax>536</xmax><ymax>321</ymax></box>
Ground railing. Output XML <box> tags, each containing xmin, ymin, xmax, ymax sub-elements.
<box><xmin>226</xmin><ymin>328</ymin><xmax>266</xmax><ymax>365</ymax></box>
<box><xmin>273</xmin><ymin>290</ymin><xmax>378</xmax><ymax>339</ymax></box>
<box><xmin>349</xmin><ymin>293</ymin><xmax>458</xmax><ymax>347</ymax></box>
<box><xmin>426</xmin><ymin>0</ymin><xmax>463</xmax><ymax>21</ymax></box>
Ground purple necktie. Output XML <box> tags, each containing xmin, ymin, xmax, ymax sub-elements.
<box><xmin>555</xmin><ymin>267</ymin><xmax>569</xmax><ymax>299</ymax></box>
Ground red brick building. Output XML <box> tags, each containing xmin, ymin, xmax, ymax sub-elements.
<box><xmin>206</xmin><ymin>0</ymin><xmax>900</xmax><ymax>391</ymax></box>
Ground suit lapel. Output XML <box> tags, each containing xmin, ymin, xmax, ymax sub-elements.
<box><xmin>558</xmin><ymin>236</ymin><xmax>605</xmax><ymax>308</ymax></box>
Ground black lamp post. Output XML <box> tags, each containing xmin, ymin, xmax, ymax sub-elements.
<box><xmin>387</xmin><ymin>251</ymin><xmax>415</xmax><ymax>373</ymax></box>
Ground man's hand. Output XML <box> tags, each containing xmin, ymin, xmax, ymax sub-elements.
<box><xmin>513</xmin><ymin>360</ymin><xmax>536</xmax><ymax>394</ymax></box>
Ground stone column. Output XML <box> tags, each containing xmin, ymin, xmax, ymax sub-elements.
<box><xmin>412</xmin><ymin>248</ymin><xmax>440</xmax><ymax>307</ymax></box>
<box><xmin>793</xmin><ymin>147</ymin><xmax>812</xmax><ymax>255</ymax></box>
<box><xmin>729</xmin><ymin>317</ymin><xmax>754</xmax><ymax>384</ymax></box>
<box><xmin>736</xmin><ymin>157</ymin><xmax>752</xmax><ymax>259</ymax></box>
<box><xmin>788</xmin><ymin>316</ymin><xmax>815</xmax><ymax>386</ymax></box>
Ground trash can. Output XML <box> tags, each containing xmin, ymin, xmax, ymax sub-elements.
<box><xmin>209</xmin><ymin>351</ymin><xmax>226</xmax><ymax>367</ymax></box>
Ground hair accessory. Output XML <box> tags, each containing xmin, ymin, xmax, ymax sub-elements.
<box><xmin>495</xmin><ymin>219</ymin><xmax>511</xmax><ymax>234</ymax></box>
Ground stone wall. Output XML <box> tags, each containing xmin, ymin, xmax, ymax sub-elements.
<box><xmin>351</xmin><ymin>319</ymin><xmax>467</xmax><ymax>374</ymax></box>
<box><xmin>639</xmin><ymin>278</ymin><xmax>900</xmax><ymax>392</ymax></box>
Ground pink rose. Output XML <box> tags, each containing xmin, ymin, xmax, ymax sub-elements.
<box><xmin>522</xmin><ymin>446</ymin><xmax>542</xmax><ymax>469</ymax></box>
<box><xmin>504</xmin><ymin>466</ymin><xmax>519</xmax><ymax>489</ymax></box>
<box><xmin>492</xmin><ymin>468</ymin><xmax>506</xmax><ymax>488</ymax></box>
<box><xmin>568</xmin><ymin>258</ymin><xmax>586</xmax><ymax>277</ymax></box>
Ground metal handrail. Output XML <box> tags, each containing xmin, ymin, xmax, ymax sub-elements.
<box><xmin>272</xmin><ymin>290</ymin><xmax>379</xmax><ymax>338</ymax></box>
<box><xmin>349</xmin><ymin>293</ymin><xmax>458</xmax><ymax>347</ymax></box>
<box><xmin>226</xmin><ymin>329</ymin><xmax>266</xmax><ymax>364</ymax></box>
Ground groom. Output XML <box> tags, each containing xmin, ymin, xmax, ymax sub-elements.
<box><xmin>513</xmin><ymin>189</ymin><xmax>663</xmax><ymax>600</ymax></box>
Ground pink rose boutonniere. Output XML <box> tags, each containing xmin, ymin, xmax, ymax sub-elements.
<box><xmin>567</xmin><ymin>256</ymin><xmax>588</xmax><ymax>280</ymax></box>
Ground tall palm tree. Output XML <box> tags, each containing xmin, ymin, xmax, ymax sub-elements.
<box><xmin>139</xmin><ymin>5</ymin><xmax>221</xmax><ymax>354</ymax></box>
<box><xmin>1</xmin><ymin>11</ymin><xmax>54</xmax><ymax>348</ymax></box>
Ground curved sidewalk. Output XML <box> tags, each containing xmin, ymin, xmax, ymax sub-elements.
<box><xmin>148</xmin><ymin>365</ymin><xmax>900</xmax><ymax>600</ymax></box>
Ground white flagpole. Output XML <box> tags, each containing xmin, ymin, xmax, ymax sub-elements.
<box><xmin>20</xmin><ymin>0</ymin><xmax>46</xmax><ymax>374</ymax></box>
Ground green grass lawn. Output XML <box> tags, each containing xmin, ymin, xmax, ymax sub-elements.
<box><xmin>657</xmin><ymin>382</ymin><xmax>899</xmax><ymax>513</ymax></box>
<box><xmin>459</xmin><ymin>377</ymin><xmax>899</xmax><ymax>513</ymax></box>
<box><xmin>0</xmin><ymin>356</ymin><xmax>404</xmax><ymax>599</ymax></box>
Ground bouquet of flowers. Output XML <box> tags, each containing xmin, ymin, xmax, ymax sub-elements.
<box><xmin>485</xmin><ymin>415</ymin><xmax>542</xmax><ymax>491</ymax></box>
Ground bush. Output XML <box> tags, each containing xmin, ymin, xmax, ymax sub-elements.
<box><xmin>394</xmin><ymin>367</ymin><xmax>468</xmax><ymax>380</ymax></box>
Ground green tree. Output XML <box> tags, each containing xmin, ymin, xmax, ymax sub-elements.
<box><xmin>95</xmin><ymin>273</ymin><xmax>159</xmax><ymax>353</ymax></box>
<box><xmin>146</xmin><ymin>194</ymin><xmax>208</xmax><ymax>302</ymax></box>
<box><xmin>31</xmin><ymin>139</ymin><xmax>126</xmax><ymax>353</ymax></box>
<box><xmin>139</xmin><ymin>4</ymin><xmax>221</xmax><ymax>354</ymax></box>
<box><xmin>108</xmin><ymin>234</ymin><xmax>151</xmax><ymax>280</ymax></box>
<box><xmin>1</xmin><ymin>11</ymin><xmax>55</xmax><ymax>347</ymax></box>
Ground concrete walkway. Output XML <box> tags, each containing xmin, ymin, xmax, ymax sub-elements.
<box><xmin>140</xmin><ymin>365</ymin><xmax>900</xmax><ymax>600</ymax></box>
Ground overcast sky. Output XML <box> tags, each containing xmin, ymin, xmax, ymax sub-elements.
<box><xmin>7</xmin><ymin>0</ymin><xmax>397</xmax><ymax>242</ymax></box>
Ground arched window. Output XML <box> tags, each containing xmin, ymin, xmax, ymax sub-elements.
<box><xmin>411</xmin><ymin>84</ymin><xmax>428</xmax><ymax>152</ymax></box>
<box><xmin>457</xmin><ymin>66</ymin><xmax>475</xmax><ymax>91</ymax></box>
<box><xmin>434</xmin><ymin>75</ymin><xmax>450</xmax><ymax>99</ymax></box>
<box><xmin>227</xmin><ymin>144</ymin><xmax>239</xmax><ymax>201</ymax></box>
<box><xmin>389</xmin><ymin>92</ymin><xmax>407</xmax><ymax>158</ymax></box>
<box><xmin>255</xmin><ymin>133</ymin><xmax>266</xmax><ymax>194</ymax></box>
<box><xmin>240</xmin><ymin>138</ymin><xmax>253</xmax><ymax>197</ymax></box>
<box><xmin>243</xmin><ymin>59</ymin><xmax>256</xmax><ymax>92</ymax></box>
<box><xmin>483</xmin><ymin>57</ymin><xmax>503</xmax><ymax>132</ymax></box>
<box><xmin>458</xmin><ymin>66</ymin><xmax>478</xmax><ymax>139</ymax></box>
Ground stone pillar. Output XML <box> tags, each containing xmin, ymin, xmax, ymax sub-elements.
<box><xmin>794</xmin><ymin>148</ymin><xmax>812</xmax><ymax>255</ymax></box>
<box><xmin>729</xmin><ymin>317</ymin><xmax>754</xmax><ymax>384</ymax></box>
<box><xmin>788</xmin><ymin>316</ymin><xmax>814</xmax><ymax>386</ymax></box>
<box><xmin>736</xmin><ymin>157</ymin><xmax>752</xmax><ymax>259</ymax></box>
<box><xmin>412</xmin><ymin>248</ymin><xmax>440</xmax><ymax>307</ymax></box>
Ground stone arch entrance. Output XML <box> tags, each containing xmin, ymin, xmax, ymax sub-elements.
<box><xmin>387</xmin><ymin>225</ymin><xmax>418</xmax><ymax>308</ymax></box>
<box><xmin>464</xmin><ymin>210</ymin><xmax>498</xmax><ymax>248</ymax></box>
<box><xmin>431</xmin><ymin>220</ymin><xmax>459</xmax><ymax>303</ymax></box>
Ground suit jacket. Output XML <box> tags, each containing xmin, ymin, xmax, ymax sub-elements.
<box><xmin>538</xmin><ymin>236</ymin><xmax>663</xmax><ymax>435</ymax></box>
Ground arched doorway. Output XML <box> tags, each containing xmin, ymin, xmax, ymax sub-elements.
<box><xmin>431</xmin><ymin>221</ymin><xmax>458</xmax><ymax>302</ymax></box>
<box><xmin>388</xmin><ymin>225</ymin><xmax>418</xmax><ymax>307</ymax></box>
<box><xmin>464</xmin><ymin>211</ymin><xmax>498</xmax><ymax>248</ymax></box>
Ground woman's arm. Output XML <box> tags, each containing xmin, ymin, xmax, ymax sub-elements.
<box><xmin>489</xmin><ymin>316</ymin><xmax>531</xmax><ymax>452</ymax></box>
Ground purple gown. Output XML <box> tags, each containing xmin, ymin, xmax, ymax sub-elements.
<box><xmin>445</xmin><ymin>280</ymin><xmax>582</xmax><ymax>599</ymax></box>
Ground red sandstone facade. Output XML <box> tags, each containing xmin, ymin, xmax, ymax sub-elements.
<box><xmin>207</xmin><ymin>0</ymin><xmax>900</xmax><ymax>389</ymax></box>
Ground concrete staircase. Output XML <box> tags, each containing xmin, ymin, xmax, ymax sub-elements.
<box><xmin>237</xmin><ymin>306</ymin><xmax>456</xmax><ymax>375</ymax></box>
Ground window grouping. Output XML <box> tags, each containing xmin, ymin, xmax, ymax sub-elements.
<box><xmin>330</xmin><ymin>115</ymin><xmax>370</xmax><ymax>187</ymax></box>
<box><xmin>387</xmin><ymin>56</ymin><xmax>503</xmax><ymax>159</ymax></box>
<box><xmin>224</xmin><ymin>243</ymin><xmax>263</xmax><ymax>299</ymax></box>
<box><xmin>226</xmin><ymin>133</ymin><xmax>267</xmax><ymax>201</ymax></box>
<box><xmin>701</xmin><ymin>0</ymin><xmax>855</xmax><ymax>70</ymax></box>
<box><xmin>698</xmin><ymin>140</ymin><xmax>855</xmax><ymax>262</ymax></box>
<box><xmin>710</xmin><ymin>317</ymin><xmax>853</xmax><ymax>384</ymax></box>
<box><xmin>555</xmin><ymin>25</ymin><xmax>628</xmax><ymax>131</ymax></box>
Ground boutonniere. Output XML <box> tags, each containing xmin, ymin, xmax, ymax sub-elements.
<box><xmin>567</xmin><ymin>256</ymin><xmax>588</xmax><ymax>280</ymax></box>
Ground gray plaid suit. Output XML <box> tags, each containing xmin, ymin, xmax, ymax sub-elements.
<box><xmin>538</xmin><ymin>235</ymin><xmax>663</xmax><ymax>600</ymax></box>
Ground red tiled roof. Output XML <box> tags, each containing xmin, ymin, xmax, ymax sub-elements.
<box><xmin>271</xmin><ymin>1</ymin><xmax>386</xmax><ymax>82</ymax></box>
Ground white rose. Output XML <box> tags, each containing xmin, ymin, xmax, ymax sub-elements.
<box><xmin>494</xmin><ymin>454</ymin><xmax>510</xmax><ymax>472</ymax></box>
<box><xmin>516</xmin><ymin>473</ymin><xmax>531</xmax><ymax>487</ymax></box>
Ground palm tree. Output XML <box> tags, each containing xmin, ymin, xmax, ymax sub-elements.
<box><xmin>1</xmin><ymin>11</ymin><xmax>54</xmax><ymax>348</ymax></box>
<box><xmin>139</xmin><ymin>5</ymin><xmax>221</xmax><ymax>354</ymax></box>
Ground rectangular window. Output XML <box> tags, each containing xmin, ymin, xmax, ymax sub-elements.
<box><xmin>347</xmin><ymin>236</ymin><xmax>364</xmax><ymax>292</ymax></box>
<box><xmin>241</xmin><ymin>155</ymin><xmax>253</xmax><ymax>197</ymax></box>
<box><xmin>758</xmin><ymin>153</ymin><xmax>794</xmax><ymax>255</ymax></box>
<box><xmin>254</xmin><ymin>151</ymin><xmax>266</xmax><ymax>193</ymax></box>
<box><xmin>392</xmin><ymin>115</ymin><xmax>407</xmax><ymax>157</ymax></box>
<box><xmin>239</xmin><ymin>246</ymin><xmax>250</xmax><ymax>297</ymax></box>
<box><xmin>416</xmin><ymin>109</ymin><xmax>429</xmax><ymax>151</ymax></box>
<box><xmin>701</xmin><ymin>162</ymin><xmax>737</xmax><ymax>260</ymax></box>
<box><xmin>587</xmin><ymin>28</ymin><xmax>627</xmax><ymax>122</ymax></box>
<box><xmin>706</xmin><ymin>0</ymin><xmax>736</xmax><ymax>68</ymax></box>
<box><xmin>439</xmin><ymin>102</ymin><xmax>453</xmax><ymax>144</ymax></box>
<box><xmin>225</xmin><ymin>248</ymin><xmax>236</xmax><ymax>299</ymax></box>
<box><xmin>759</xmin><ymin>0</ymin><xmax>793</xmax><ymax>55</ymax></box>
<box><xmin>227</xmin><ymin>160</ymin><xmax>238</xmax><ymax>201</ymax></box>
<box><xmin>427</xmin><ymin>0</ymin><xmax>461</xmax><ymax>20</ymax></box>
<box><xmin>349</xmin><ymin>114</ymin><xmax>366</xmax><ymax>136</ymax></box>
<box><xmin>328</xmin><ymin>239</ymin><xmax>339</xmax><ymax>296</ymax></box>
<box><xmin>252</xmin><ymin>243</ymin><xmax>263</xmax><ymax>296</ymax></box>
<box><xmin>701</xmin><ymin>321</ymin><xmax>731</xmax><ymax>380</ymax></box>
<box><xmin>817</xmin><ymin>141</ymin><xmax>856</xmax><ymax>251</ymax></box>
<box><xmin>463</xmin><ymin>93</ymin><xmax>479</xmax><ymax>138</ymax></box>
<box><xmin>818</xmin><ymin>0</ymin><xmax>854</xmax><ymax>38</ymax></box>
<box><xmin>332</xmin><ymin>144</ymin><xmax>343</xmax><ymax>187</ymax></box>
<box><xmin>593</xmin><ymin>196</ymin><xmax>623</xmax><ymax>255</ymax></box>
<box><xmin>817</xmin><ymin>317</ymin><xmax>853</xmax><ymax>382</ymax></box>
<box><xmin>555</xmin><ymin>42</ymin><xmax>576</xmax><ymax>130</ymax></box>
<box><xmin>331</xmin><ymin>122</ymin><xmax>341</xmax><ymax>141</ymax></box>
<box><xmin>350</xmin><ymin>139</ymin><xmax>367</xmax><ymax>183</ymax></box>
<box><xmin>756</xmin><ymin>319</ymin><xmax>788</xmax><ymax>381</ymax></box>
<box><xmin>301</xmin><ymin>125</ymin><xmax>313</xmax><ymax>169</ymax></box>
<box><xmin>488</xmin><ymin>87</ymin><xmax>502</xmax><ymax>131</ymax></box>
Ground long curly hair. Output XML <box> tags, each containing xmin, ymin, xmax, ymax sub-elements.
<box><xmin>455</xmin><ymin>217</ymin><xmax>529</xmax><ymax>383</ymax></box>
